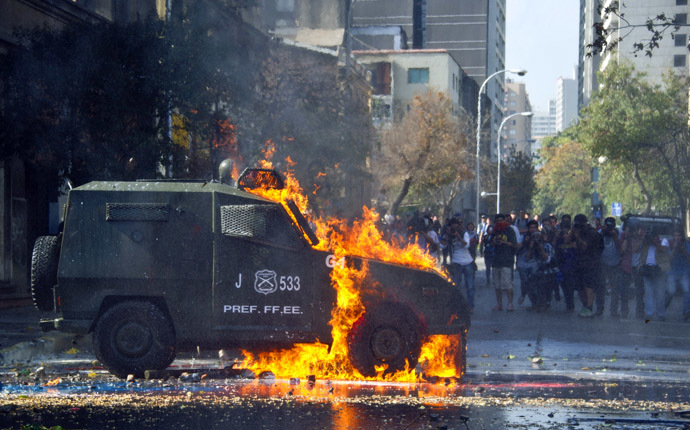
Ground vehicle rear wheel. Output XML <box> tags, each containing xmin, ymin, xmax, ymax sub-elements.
<box><xmin>347</xmin><ymin>303</ymin><xmax>424</xmax><ymax>377</ymax></box>
<box><xmin>93</xmin><ymin>301</ymin><xmax>176</xmax><ymax>378</ymax></box>
<box><xmin>30</xmin><ymin>236</ymin><xmax>60</xmax><ymax>311</ymax></box>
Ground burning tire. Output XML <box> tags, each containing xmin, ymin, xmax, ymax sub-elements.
<box><xmin>30</xmin><ymin>236</ymin><xmax>60</xmax><ymax>311</ymax></box>
<box><xmin>93</xmin><ymin>301</ymin><xmax>176</xmax><ymax>378</ymax></box>
<box><xmin>454</xmin><ymin>331</ymin><xmax>467</xmax><ymax>378</ymax></box>
<box><xmin>347</xmin><ymin>303</ymin><xmax>424</xmax><ymax>377</ymax></box>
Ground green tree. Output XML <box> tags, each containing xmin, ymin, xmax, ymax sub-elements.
<box><xmin>1</xmin><ymin>19</ymin><xmax>170</xmax><ymax>185</ymax></box>
<box><xmin>0</xmin><ymin>2</ymin><xmax>267</xmax><ymax>187</ymax></box>
<box><xmin>533</xmin><ymin>135</ymin><xmax>594</xmax><ymax>217</ymax></box>
<box><xmin>576</xmin><ymin>62</ymin><xmax>688</xmax><ymax>218</ymax></box>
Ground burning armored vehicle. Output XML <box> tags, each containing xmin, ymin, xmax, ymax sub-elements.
<box><xmin>33</xmin><ymin>168</ymin><xmax>470</xmax><ymax>379</ymax></box>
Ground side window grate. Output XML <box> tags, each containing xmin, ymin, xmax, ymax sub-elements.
<box><xmin>220</xmin><ymin>204</ymin><xmax>299</xmax><ymax>249</ymax></box>
<box><xmin>220</xmin><ymin>204</ymin><xmax>281</xmax><ymax>238</ymax></box>
<box><xmin>106</xmin><ymin>203</ymin><xmax>169</xmax><ymax>222</ymax></box>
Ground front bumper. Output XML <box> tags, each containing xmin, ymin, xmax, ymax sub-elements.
<box><xmin>39</xmin><ymin>318</ymin><xmax>92</xmax><ymax>334</ymax></box>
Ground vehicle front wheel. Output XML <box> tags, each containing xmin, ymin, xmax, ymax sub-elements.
<box><xmin>93</xmin><ymin>301</ymin><xmax>176</xmax><ymax>378</ymax></box>
<box><xmin>347</xmin><ymin>303</ymin><xmax>424</xmax><ymax>378</ymax></box>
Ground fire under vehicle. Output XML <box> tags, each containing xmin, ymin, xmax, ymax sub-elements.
<box><xmin>33</xmin><ymin>168</ymin><xmax>470</xmax><ymax>378</ymax></box>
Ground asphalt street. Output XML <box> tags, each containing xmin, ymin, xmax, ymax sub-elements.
<box><xmin>1</xmin><ymin>261</ymin><xmax>689</xmax><ymax>429</ymax></box>
<box><xmin>2</xmin><ymin>260</ymin><xmax>690</xmax><ymax>380</ymax></box>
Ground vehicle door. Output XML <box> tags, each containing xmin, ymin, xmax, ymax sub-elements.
<box><xmin>213</xmin><ymin>199</ymin><xmax>313</xmax><ymax>333</ymax></box>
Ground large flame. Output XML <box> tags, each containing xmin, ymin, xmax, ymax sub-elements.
<box><xmin>240</xmin><ymin>149</ymin><xmax>462</xmax><ymax>382</ymax></box>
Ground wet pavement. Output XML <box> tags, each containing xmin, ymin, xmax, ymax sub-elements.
<box><xmin>1</xmin><ymin>262</ymin><xmax>689</xmax><ymax>429</ymax></box>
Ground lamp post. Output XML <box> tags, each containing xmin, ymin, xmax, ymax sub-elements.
<box><xmin>475</xmin><ymin>69</ymin><xmax>526</xmax><ymax>225</ymax></box>
<box><xmin>496</xmin><ymin>111</ymin><xmax>533</xmax><ymax>214</ymax></box>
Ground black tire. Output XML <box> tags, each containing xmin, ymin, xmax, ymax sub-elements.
<box><xmin>347</xmin><ymin>303</ymin><xmax>424</xmax><ymax>377</ymax></box>
<box><xmin>454</xmin><ymin>331</ymin><xmax>467</xmax><ymax>379</ymax></box>
<box><xmin>30</xmin><ymin>236</ymin><xmax>60</xmax><ymax>311</ymax></box>
<box><xmin>93</xmin><ymin>301</ymin><xmax>176</xmax><ymax>378</ymax></box>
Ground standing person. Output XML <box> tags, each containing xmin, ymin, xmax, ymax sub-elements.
<box><xmin>624</xmin><ymin>225</ymin><xmax>647</xmax><ymax>318</ymax></box>
<box><xmin>466</xmin><ymin>222</ymin><xmax>479</xmax><ymax>266</ymax></box>
<box><xmin>441</xmin><ymin>218</ymin><xmax>475</xmax><ymax>313</ymax></box>
<box><xmin>540</xmin><ymin>217</ymin><xmax>560</xmax><ymax>302</ymax></box>
<box><xmin>516</xmin><ymin>220</ymin><xmax>546</xmax><ymax>307</ymax></box>
<box><xmin>515</xmin><ymin>210</ymin><xmax>528</xmax><ymax>236</ymax></box>
<box><xmin>489</xmin><ymin>214</ymin><xmax>518</xmax><ymax>311</ymax></box>
<box><xmin>477</xmin><ymin>214</ymin><xmax>488</xmax><ymax>257</ymax></box>
<box><xmin>667</xmin><ymin>230</ymin><xmax>690</xmax><ymax>321</ymax></box>
<box><xmin>569</xmin><ymin>214</ymin><xmax>603</xmax><ymax>318</ymax></box>
<box><xmin>439</xmin><ymin>218</ymin><xmax>452</xmax><ymax>266</ymax></box>
<box><xmin>638</xmin><ymin>228</ymin><xmax>670</xmax><ymax>320</ymax></box>
<box><xmin>555</xmin><ymin>215</ymin><xmax>577</xmax><ymax>312</ymax></box>
<box><xmin>410</xmin><ymin>215</ymin><xmax>440</xmax><ymax>261</ymax></box>
<box><xmin>480</xmin><ymin>217</ymin><xmax>494</xmax><ymax>287</ymax></box>
<box><xmin>600</xmin><ymin>217</ymin><xmax>625</xmax><ymax>317</ymax></box>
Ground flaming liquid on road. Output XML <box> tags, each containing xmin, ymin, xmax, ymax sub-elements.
<box><xmin>237</xmin><ymin>154</ymin><xmax>463</xmax><ymax>383</ymax></box>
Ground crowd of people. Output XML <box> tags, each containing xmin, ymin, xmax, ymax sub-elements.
<box><xmin>390</xmin><ymin>210</ymin><xmax>690</xmax><ymax>321</ymax></box>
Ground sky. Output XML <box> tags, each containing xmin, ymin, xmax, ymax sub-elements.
<box><xmin>505</xmin><ymin>0</ymin><xmax>580</xmax><ymax>112</ymax></box>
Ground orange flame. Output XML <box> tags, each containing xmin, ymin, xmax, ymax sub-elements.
<box><xmin>240</xmin><ymin>151</ymin><xmax>461</xmax><ymax>382</ymax></box>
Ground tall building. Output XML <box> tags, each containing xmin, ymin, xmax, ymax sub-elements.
<box><xmin>502</xmin><ymin>79</ymin><xmax>532</xmax><ymax>158</ymax></box>
<box><xmin>580</xmin><ymin>0</ymin><xmax>690</xmax><ymax>109</ymax></box>
<box><xmin>532</xmin><ymin>100</ymin><xmax>557</xmax><ymax>140</ymax></box>
<box><xmin>353</xmin><ymin>49</ymin><xmax>474</xmax><ymax>126</ymax></box>
<box><xmin>531</xmin><ymin>100</ymin><xmax>557</xmax><ymax>160</ymax></box>
<box><xmin>556</xmin><ymin>74</ymin><xmax>578</xmax><ymax>132</ymax></box>
<box><xmin>599</xmin><ymin>0</ymin><xmax>690</xmax><ymax>82</ymax></box>
<box><xmin>352</xmin><ymin>0</ymin><xmax>508</xmax><ymax>136</ymax></box>
<box><xmin>578</xmin><ymin>0</ymin><xmax>601</xmax><ymax>109</ymax></box>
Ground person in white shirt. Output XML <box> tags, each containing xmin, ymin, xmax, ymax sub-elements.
<box><xmin>638</xmin><ymin>228</ymin><xmax>670</xmax><ymax>320</ymax></box>
<box><xmin>441</xmin><ymin>218</ymin><xmax>475</xmax><ymax>313</ymax></box>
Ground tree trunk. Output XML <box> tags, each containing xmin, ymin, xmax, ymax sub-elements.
<box><xmin>655</xmin><ymin>143</ymin><xmax>688</xmax><ymax>230</ymax></box>
<box><xmin>389</xmin><ymin>176</ymin><xmax>413</xmax><ymax>216</ymax></box>
<box><xmin>632</xmin><ymin>162</ymin><xmax>652</xmax><ymax>214</ymax></box>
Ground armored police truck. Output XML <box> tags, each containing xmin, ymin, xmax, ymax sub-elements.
<box><xmin>32</xmin><ymin>169</ymin><xmax>470</xmax><ymax>378</ymax></box>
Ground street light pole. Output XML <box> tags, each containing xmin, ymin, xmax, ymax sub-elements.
<box><xmin>475</xmin><ymin>69</ymin><xmax>526</xmax><ymax>225</ymax></box>
<box><xmin>496</xmin><ymin>111</ymin><xmax>533</xmax><ymax>214</ymax></box>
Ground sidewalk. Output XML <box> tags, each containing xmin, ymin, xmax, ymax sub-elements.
<box><xmin>0</xmin><ymin>305</ymin><xmax>88</xmax><ymax>365</ymax></box>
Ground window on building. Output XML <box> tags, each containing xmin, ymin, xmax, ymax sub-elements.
<box><xmin>511</xmin><ymin>119</ymin><xmax>516</xmax><ymax>125</ymax></box>
<box><xmin>370</xmin><ymin>62</ymin><xmax>391</xmax><ymax>95</ymax></box>
<box><xmin>677</xmin><ymin>0</ymin><xmax>687</xmax><ymax>6</ymax></box>
<box><xmin>408</xmin><ymin>68</ymin><xmax>429</xmax><ymax>84</ymax></box>
<box><xmin>276</xmin><ymin>0</ymin><xmax>294</xmax><ymax>12</ymax></box>
<box><xmin>674</xmin><ymin>54</ymin><xmax>687</xmax><ymax>67</ymax></box>
<box><xmin>509</xmin><ymin>130</ymin><xmax>516</xmax><ymax>135</ymax></box>
<box><xmin>676</xmin><ymin>34</ymin><xmax>687</xmax><ymax>47</ymax></box>
<box><xmin>675</xmin><ymin>13</ymin><xmax>687</xmax><ymax>25</ymax></box>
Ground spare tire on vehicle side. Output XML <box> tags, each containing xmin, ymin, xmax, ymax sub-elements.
<box><xmin>31</xmin><ymin>235</ymin><xmax>60</xmax><ymax>311</ymax></box>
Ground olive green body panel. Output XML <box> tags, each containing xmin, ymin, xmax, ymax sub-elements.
<box><xmin>50</xmin><ymin>180</ymin><xmax>469</xmax><ymax>351</ymax></box>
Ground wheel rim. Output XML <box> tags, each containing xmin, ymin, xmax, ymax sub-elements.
<box><xmin>371</xmin><ymin>326</ymin><xmax>403</xmax><ymax>362</ymax></box>
<box><xmin>114</xmin><ymin>321</ymin><xmax>153</xmax><ymax>358</ymax></box>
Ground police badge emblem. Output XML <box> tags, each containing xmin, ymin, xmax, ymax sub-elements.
<box><xmin>254</xmin><ymin>270</ymin><xmax>278</xmax><ymax>295</ymax></box>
